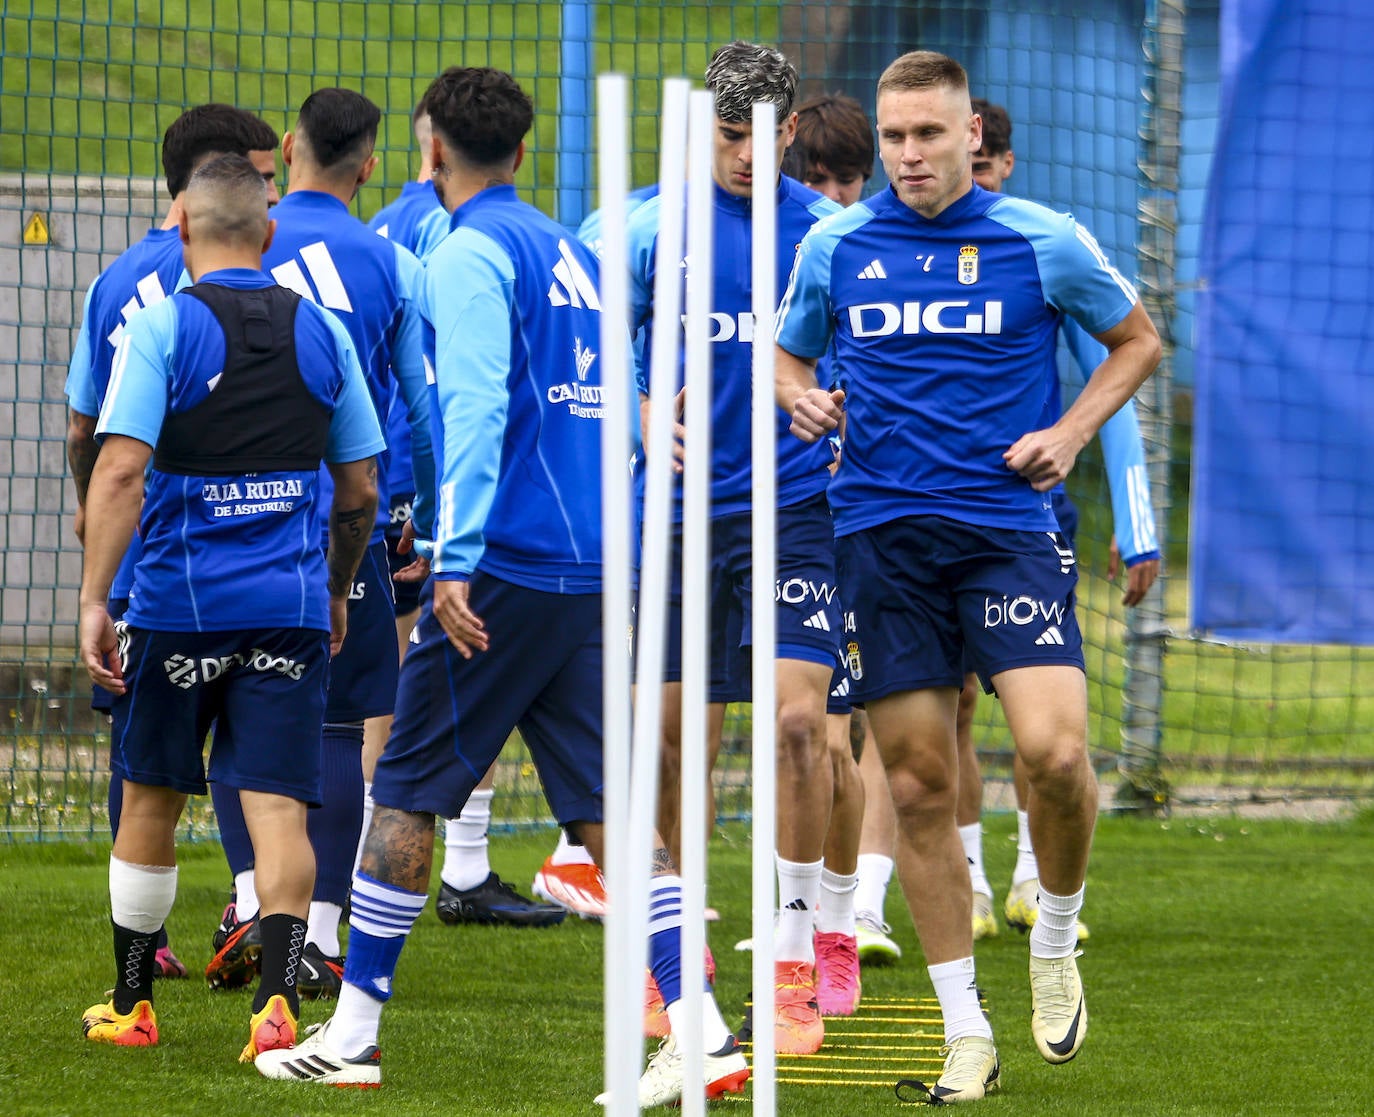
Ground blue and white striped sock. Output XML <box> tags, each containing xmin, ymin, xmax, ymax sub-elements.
<box><xmin>343</xmin><ymin>871</ymin><xmax>427</xmax><ymax>1002</ymax></box>
<box><xmin>646</xmin><ymin>876</ymin><xmax>684</xmax><ymax>1008</ymax></box>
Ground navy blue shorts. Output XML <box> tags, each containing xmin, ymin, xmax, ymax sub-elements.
<box><xmin>109</xmin><ymin>625</ymin><xmax>329</xmax><ymax>803</ymax></box>
<box><xmin>325</xmin><ymin>540</ymin><xmax>399</xmax><ymax>722</ymax></box>
<box><xmin>959</xmin><ymin>492</ymin><xmax>1080</xmax><ymax>680</ymax></box>
<box><xmin>837</xmin><ymin>515</ymin><xmax>1084</xmax><ymax>702</ymax></box>
<box><xmin>659</xmin><ymin>495</ymin><xmax>843</xmax><ymax>703</ymax></box>
<box><xmin>371</xmin><ymin>573</ymin><xmax>604</xmax><ymax>826</ymax></box>
<box><xmin>826</xmin><ymin>629</ymin><xmax>859</xmax><ymax>716</ymax></box>
<box><xmin>384</xmin><ymin>491</ymin><xmax>426</xmax><ymax>617</ymax></box>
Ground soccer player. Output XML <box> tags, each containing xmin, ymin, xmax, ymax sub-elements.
<box><xmin>768</xmin><ymin>88</ymin><xmax>882</xmax><ymax>1015</ymax></box>
<box><xmin>628</xmin><ymin>41</ymin><xmax>844</xmax><ymax>1054</ymax></box>
<box><xmin>776</xmin><ymin>51</ymin><xmax>1161</xmax><ymax>1101</ymax></box>
<box><xmin>64</xmin><ymin>102</ymin><xmax>281</xmax><ymax>981</ymax></box>
<box><xmin>77</xmin><ymin>153</ymin><xmax>383</xmax><ymax>1056</ymax></box>
<box><xmin>255</xmin><ymin>68</ymin><xmax>748</xmax><ymax>1106</ymax></box>
<box><xmin>781</xmin><ymin>91</ymin><xmax>874</xmax><ymax>206</ymax></box>
<box><xmin>849</xmin><ymin>98</ymin><xmax>1162</xmax><ymax>951</ymax></box>
<box><xmin>367</xmin><ymin>97</ymin><xmax>571</xmax><ymax>931</ymax></box>
<box><xmin>966</xmin><ymin>98</ymin><xmax>1160</xmax><ymax>939</ymax></box>
<box><xmin>203</xmin><ymin>86</ymin><xmax>462</xmax><ymax>1000</ymax></box>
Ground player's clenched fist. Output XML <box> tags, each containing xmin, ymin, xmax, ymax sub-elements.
<box><xmin>790</xmin><ymin>387</ymin><xmax>846</xmax><ymax>443</ymax></box>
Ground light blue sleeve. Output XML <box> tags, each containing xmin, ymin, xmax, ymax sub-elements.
<box><xmin>1062</xmin><ymin>319</ymin><xmax>1159</xmax><ymax>566</ymax></box>
<box><xmin>414</xmin><ymin>206</ymin><xmax>452</xmax><ymax>263</ymax></box>
<box><xmin>625</xmin><ymin>198</ymin><xmax>663</xmax><ymax>396</ymax></box>
<box><xmin>317</xmin><ymin>309</ymin><xmax>387</xmax><ymax>463</ymax></box>
<box><xmin>989</xmin><ymin>197</ymin><xmax>1138</xmax><ymax>337</ymax></box>
<box><xmin>391</xmin><ymin>244</ymin><xmax>436</xmax><ymax>539</ymax></box>
<box><xmin>576</xmin><ymin>207</ymin><xmax>605</xmax><ymax>257</ymax></box>
<box><xmin>424</xmin><ymin>227</ymin><xmax>516</xmax><ymax>579</ymax></box>
<box><xmin>173</xmin><ymin>267</ymin><xmax>193</xmax><ymax>293</ymax></box>
<box><xmin>95</xmin><ymin>298</ymin><xmax>178</xmax><ymax>445</ymax></box>
<box><xmin>776</xmin><ymin>218</ymin><xmax>842</xmax><ymax>360</ymax></box>
<box><xmin>65</xmin><ymin>282</ymin><xmax>100</xmax><ymax>415</ymax></box>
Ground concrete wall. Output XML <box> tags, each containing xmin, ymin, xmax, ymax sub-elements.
<box><xmin>0</xmin><ymin>174</ymin><xmax>164</xmax><ymax>652</ymax></box>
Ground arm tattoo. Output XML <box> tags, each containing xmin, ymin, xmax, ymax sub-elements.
<box><xmin>326</xmin><ymin>506</ymin><xmax>372</xmax><ymax>596</ymax></box>
<box><xmin>67</xmin><ymin>412</ymin><xmax>99</xmax><ymax>503</ymax></box>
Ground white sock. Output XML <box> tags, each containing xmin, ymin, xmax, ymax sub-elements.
<box><xmin>665</xmin><ymin>992</ymin><xmax>733</xmax><ymax>1053</ymax></box>
<box><xmin>550</xmin><ymin>828</ymin><xmax>595</xmax><ymax>866</ymax></box>
<box><xmin>1011</xmin><ymin>809</ymin><xmax>1038</xmax><ymax>886</ymax></box>
<box><xmin>817</xmin><ymin>867</ymin><xmax>858</xmax><ymax>936</ymax></box>
<box><xmin>928</xmin><ymin>957</ymin><xmax>993</xmax><ymax>1042</ymax></box>
<box><xmin>234</xmin><ymin>868</ymin><xmax>259</xmax><ymax>920</ymax></box>
<box><xmin>306</xmin><ymin>900</ymin><xmax>343</xmax><ymax>957</ymax></box>
<box><xmin>332</xmin><ymin>982</ymin><xmax>385</xmax><ymax>1057</ymax></box>
<box><xmin>854</xmin><ymin>853</ymin><xmax>893</xmax><ymax>924</ymax></box>
<box><xmin>960</xmin><ymin>822</ymin><xmax>992</xmax><ymax>898</ymax></box>
<box><xmin>352</xmin><ymin>780</ymin><xmax>374</xmax><ymax>877</ymax></box>
<box><xmin>774</xmin><ymin>855</ymin><xmax>823</xmax><ymax>964</ymax></box>
<box><xmin>109</xmin><ymin>857</ymin><xmax>178</xmax><ymax>933</ymax></box>
<box><xmin>441</xmin><ymin>788</ymin><xmax>493</xmax><ymax>891</ymax></box>
<box><xmin>1029</xmin><ymin>885</ymin><xmax>1084</xmax><ymax>959</ymax></box>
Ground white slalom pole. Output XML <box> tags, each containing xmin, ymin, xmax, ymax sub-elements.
<box><xmin>625</xmin><ymin>75</ymin><xmax>691</xmax><ymax>1113</ymax></box>
<box><xmin>597</xmin><ymin>72</ymin><xmax>637</xmax><ymax>1117</ymax></box>
<box><xmin>748</xmin><ymin>97</ymin><xmax>779</xmax><ymax>1117</ymax></box>
<box><xmin>678</xmin><ymin>86</ymin><xmax>715</xmax><ymax>1117</ymax></box>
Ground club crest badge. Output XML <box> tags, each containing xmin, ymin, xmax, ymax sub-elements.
<box><xmin>958</xmin><ymin>244</ymin><xmax>979</xmax><ymax>285</ymax></box>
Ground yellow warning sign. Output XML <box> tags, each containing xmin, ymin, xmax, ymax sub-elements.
<box><xmin>23</xmin><ymin>212</ymin><xmax>50</xmax><ymax>245</ymax></box>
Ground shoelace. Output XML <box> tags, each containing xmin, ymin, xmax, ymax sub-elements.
<box><xmin>1033</xmin><ymin>953</ymin><xmax>1083</xmax><ymax>1016</ymax></box>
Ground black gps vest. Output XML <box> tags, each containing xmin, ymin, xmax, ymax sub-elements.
<box><xmin>153</xmin><ymin>282</ymin><xmax>331</xmax><ymax>476</ymax></box>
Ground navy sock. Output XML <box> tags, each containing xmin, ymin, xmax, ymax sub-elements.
<box><xmin>308</xmin><ymin>723</ymin><xmax>365</xmax><ymax>905</ymax></box>
<box><xmin>210</xmin><ymin>781</ymin><xmax>255</xmax><ymax>877</ymax></box>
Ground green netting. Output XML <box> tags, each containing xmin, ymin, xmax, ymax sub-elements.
<box><xmin>1</xmin><ymin>0</ymin><xmax>1369</xmax><ymax>840</ymax></box>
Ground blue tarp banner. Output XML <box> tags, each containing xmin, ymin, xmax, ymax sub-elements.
<box><xmin>1191</xmin><ymin>0</ymin><xmax>1374</xmax><ymax>644</ymax></box>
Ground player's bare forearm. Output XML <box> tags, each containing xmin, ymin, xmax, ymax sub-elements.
<box><xmin>1057</xmin><ymin>302</ymin><xmax>1163</xmax><ymax>449</ymax></box>
<box><xmin>78</xmin><ymin>435</ymin><xmax>150</xmax><ymax>608</ymax></box>
<box><xmin>774</xmin><ymin>345</ymin><xmax>820</xmax><ymax>414</ymax></box>
<box><xmin>66</xmin><ymin>409</ymin><xmax>99</xmax><ymax>507</ymax></box>
<box><xmin>324</xmin><ymin>456</ymin><xmax>379</xmax><ymax>597</ymax></box>
<box><xmin>776</xmin><ymin>345</ymin><xmax>843</xmax><ymax>443</ymax></box>
<box><xmin>1006</xmin><ymin>303</ymin><xmax>1162</xmax><ymax>490</ymax></box>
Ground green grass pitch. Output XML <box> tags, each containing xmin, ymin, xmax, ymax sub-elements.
<box><xmin>4</xmin><ymin>811</ymin><xmax>1372</xmax><ymax>1114</ymax></box>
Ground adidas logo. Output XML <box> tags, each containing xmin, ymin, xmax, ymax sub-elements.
<box><xmin>1035</xmin><ymin>626</ymin><xmax>1065</xmax><ymax>646</ymax></box>
<box><xmin>271</xmin><ymin>241</ymin><xmax>354</xmax><ymax>313</ymax></box>
<box><xmin>547</xmin><ymin>238</ymin><xmax>602</xmax><ymax>309</ymax></box>
<box><xmin>857</xmin><ymin>258</ymin><xmax>887</xmax><ymax>280</ymax></box>
<box><xmin>830</xmin><ymin>677</ymin><xmax>850</xmax><ymax>699</ymax></box>
<box><xmin>783</xmin><ymin>898</ymin><xmax>810</xmax><ymax>912</ymax></box>
<box><xmin>802</xmin><ymin>610</ymin><xmax>830</xmax><ymax>632</ymax></box>
<box><xmin>1049</xmin><ymin>533</ymin><xmax>1077</xmax><ymax>574</ymax></box>
<box><xmin>107</xmin><ymin>270</ymin><xmax>169</xmax><ymax>348</ymax></box>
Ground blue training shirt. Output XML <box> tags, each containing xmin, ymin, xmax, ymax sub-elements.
<box><xmin>97</xmin><ymin>268</ymin><xmax>386</xmax><ymax>632</ymax></box>
<box><xmin>370</xmin><ymin>180</ymin><xmax>445</xmax><ymax>500</ymax></box>
<box><xmin>368</xmin><ymin>179</ymin><xmax>442</xmax><ymax>252</ymax></box>
<box><xmin>423</xmin><ymin>184</ymin><xmax>621</xmax><ymax>593</ymax></box>
<box><xmin>65</xmin><ymin>226</ymin><xmax>186</xmax><ymax>599</ymax></box>
<box><xmin>776</xmin><ymin>183</ymin><xmax>1138</xmax><ymax>537</ymax></box>
<box><xmin>627</xmin><ymin>175</ymin><xmax>841</xmax><ymax>521</ymax></box>
<box><xmin>264</xmin><ymin>190</ymin><xmax>434</xmax><ymax>542</ymax></box>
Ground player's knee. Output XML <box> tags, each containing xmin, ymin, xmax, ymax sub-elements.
<box><xmin>777</xmin><ymin>700</ymin><xmax>825</xmax><ymax>768</ymax></box>
<box><xmin>885</xmin><ymin>761</ymin><xmax>956</xmax><ymax>823</ymax></box>
<box><xmin>1019</xmin><ymin>736</ymin><xmax>1090</xmax><ymax>797</ymax></box>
